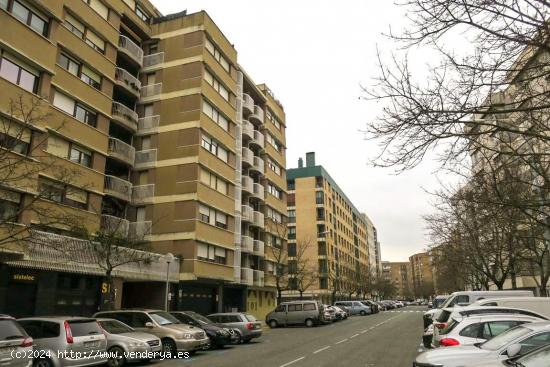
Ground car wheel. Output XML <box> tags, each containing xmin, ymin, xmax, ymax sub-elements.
<box><xmin>162</xmin><ymin>338</ymin><xmax>177</xmax><ymax>357</ymax></box>
<box><xmin>360</xmin><ymin>310</ymin><xmax>367</xmax><ymax>316</ymax></box>
<box><xmin>305</xmin><ymin>319</ymin><xmax>315</xmax><ymax>327</ymax></box>
<box><xmin>34</xmin><ymin>359</ymin><xmax>53</xmax><ymax>367</ymax></box>
<box><xmin>107</xmin><ymin>347</ymin><xmax>126</xmax><ymax>367</ymax></box>
<box><xmin>269</xmin><ymin>320</ymin><xmax>278</xmax><ymax>328</ymax></box>
<box><xmin>234</xmin><ymin>331</ymin><xmax>243</xmax><ymax>344</ymax></box>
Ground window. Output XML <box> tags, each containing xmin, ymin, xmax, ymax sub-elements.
<box><xmin>83</xmin><ymin>0</ymin><xmax>109</xmax><ymax>20</ymax></box>
<box><xmin>303</xmin><ymin>303</ymin><xmax>316</xmax><ymax>311</ymax></box>
<box><xmin>287</xmin><ymin>179</ymin><xmax>295</xmax><ymax>190</ymax></box>
<box><xmin>0</xmin><ymin>121</ymin><xmax>31</xmax><ymax>155</ymax></box>
<box><xmin>266</xmin><ymin>110</ymin><xmax>281</xmax><ymax>130</ymax></box>
<box><xmin>266</xmin><ymin>206</ymin><xmax>283</xmax><ymax>223</ymax></box>
<box><xmin>0</xmin><ymin>52</ymin><xmax>38</xmax><ymax>93</ymax></box>
<box><xmin>0</xmin><ymin>188</ymin><xmax>21</xmax><ymax>222</ymax></box>
<box><xmin>197</xmin><ymin>243</ymin><xmax>226</xmax><ymax>264</ymax></box>
<box><xmin>315</xmin><ymin>191</ymin><xmax>324</xmax><ymax>204</ymax></box>
<box><xmin>69</xmin><ymin>145</ymin><xmax>92</xmax><ymax>167</ymax></box>
<box><xmin>287</xmin><ymin>209</ymin><xmax>295</xmax><ymax>223</ymax></box>
<box><xmin>198</xmin><ymin>204</ymin><xmax>229</xmax><ymax>230</ymax></box>
<box><xmin>3</xmin><ymin>0</ymin><xmax>48</xmax><ymax>35</ymax></box>
<box><xmin>267</xmin><ymin>158</ymin><xmax>281</xmax><ymax>175</ymax></box>
<box><xmin>39</xmin><ymin>178</ymin><xmax>88</xmax><ymax>210</ymax></box>
<box><xmin>266</xmin><ymin>133</ymin><xmax>282</xmax><ymax>152</ymax></box>
<box><xmin>274</xmin><ymin>304</ymin><xmax>286</xmax><ymax>313</ymax></box>
<box><xmin>460</xmin><ymin>323</ymin><xmax>481</xmax><ymax>338</ymax></box>
<box><xmin>201</xmin><ymin>134</ymin><xmax>228</xmax><ymax>163</ymax></box>
<box><xmin>135</xmin><ymin>5</ymin><xmax>149</xmax><ymax>22</ymax></box>
<box><xmin>288</xmin><ymin>227</ymin><xmax>296</xmax><ymax>240</ymax></box>
<box><xmin>204</xmin><ymin>38</ymin><xmax>230</xmax><ymax>73</ymax></box>
<box><xmin>200</xmin><ymin>168</ymin><xmax>228</xmax><ymax>195</ymax></box>
<box><xmin>53</xmin><ymin>91</ymin><xmax>97</xmax><ymax>127</ymax></box>
<box><xmin>202</xmin><ymin>100</ymin><xmax>229</xmax><ymax>131</ymax></box>
<box><xmin>287</xmin><ymin>243</ymin><xmax>296</xmax><ymax>257</ymax></box>
<box><xmin>58</xmin><ymin>53</ymin><xmax>101</xmax><ymax>90</ymax></box>
<box><xmin>267</xmin><ymin>183</ymin><xmax>283</xmax><ymax>199</ymax></box>
<box><xmin>204</xmin><ymin>70</ymin><xmax>230</xmax><ymax>101</ymax></box>
<box><xmin>64</xmin><ymin>14</ymin><xmax>104</xmax><ymax>53</ymax></box>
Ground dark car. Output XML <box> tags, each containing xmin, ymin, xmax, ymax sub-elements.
<box><xmin>170</xmin><ymin>311</ymin><xmax>234</xmax><ymax>348</ymax></box>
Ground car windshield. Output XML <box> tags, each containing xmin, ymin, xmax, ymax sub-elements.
<box><xmin>99</xmin><ymin>320</ymin><xmax>133</xmax><ymax>334</ymax></box>
<box><xmin>440</xmin><ymin>295</ymin><xmax>456</xmax><ymax>308</ymax></box>
<box><xmin>480</xmin><ymin>326</ymin><xmax>532</xmax><ymax>351</ymax></box>
<box><xmin>517</xmin><ymin>345</ymin><xmax>550</xmax><ymax>367</ymax></box>
<box><xmin>149</xmin><ymin>312</ymin><xmax>180</xmax><ymax>325</ymax></box>
<box><xmin>433</xmin><ymin>298</ymin><xmax>448</xmax><ymax>308</ymax></box>
<box><xmin>187</xmin><ymin>312</ymin><xmax>213</xmax><ymax>325</ymax></box>
<box><xmin>0</xmin><ymin>320</ymin><xmax>26</xmax><ymax>340</ymax></box>
<box><xmin>245</xmin><ymin>314</ymin><xmax>257</xmax><ymax>322</ymax></box>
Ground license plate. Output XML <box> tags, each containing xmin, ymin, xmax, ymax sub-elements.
<box><xmin>84</xmin><ymin>341</ymin><xmax>99</xmax><ymax>348</ymax></box>
<box><xmin>254</xmin><ymin>324</ymin><xmax>261</xmax><ymax>329</ymax></box>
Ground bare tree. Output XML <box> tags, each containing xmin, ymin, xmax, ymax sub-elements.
<box><xmin>267</xmin><ymin>224</ymin><xmax>289</xmax><ymax>303</ymax></box>
<box><xmin>288</xmin><ymin>237</ymin><xmax>317</xmax><ymax>299</ymax></box>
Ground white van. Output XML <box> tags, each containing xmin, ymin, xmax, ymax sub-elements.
<box><xmin>473</xmin><ymin>297</ymin><xmax>550</xmax><ymax>319</ymax></box>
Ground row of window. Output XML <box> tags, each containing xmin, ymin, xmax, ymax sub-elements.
<box><xmin>265</xmin><ymin>233</ymin><xmax>283</xmax><ymax>249</ymax></box>
<box><xmin>199</xmin><ymin>168</ymin><xmax>229</xmax><ymax>196</ymax></box>
<box><xmin>205</xmin><ymin>38</ymin><xmax>230</xmax><ymax>73</ymax></box>
<box><xmin>266</xmin><ymin>110</ymin><xmax>282</xmax><ymax>130</ymax></box>
<box><xmin>202</xmin><ymin>99</ymin><xmax>229</xmax><ymax>132</ymax></box>
<box><xmin>199</xmin><ymin>203</ymin><xmax>228</xmax><ymax>230</ymax></box>
<box><xmin>201</xmin><ymin>134</ymin><xmax>229</xmax><ymax>163</ymax></box>
<box><xmin>47</xmin><ymin>134</ymin><xmax>92</xmax><ymax>168</ymax></box>
<box><xmin>0</xmin><ymin>188</ymin><xmax>21</xmax><ymax>222</ymax></box>
<box><xmin>1</xmin><ymin>0</ymin><xmax>48</xmax><ymax>36</ymax></box>
<box><xmin>0</xmin><ymin>51</ymin><xmax>39</xmax><ymax>93</ymax></box>
<box><xmin>266</xmin><ymin>133</ymin><xmax>283</xmax><ymax>152</ymax></box>
<box><xmin>39</xmin><ymin>177</ymin><xmax>88</xmax><ymax>210</ymax></box>
<box><xmin>204</xmin><ymin>69</ymin><xmax>230</xmax><ymax>101</ymax></box>
<box><xmin>266</xmin><ymin>206</ymin><xmax>284</xmax><ymax>224</ymax></box>
<box><xmin>64</xmin><ymin>13</ymin><xmax>105</xmax><ymax>54</ymax></box>
<box><xmin>197</xmin><ymin>242</ymin><xmax>227</xmax><ymax>265</ymax></box>
<box><xmin>267</xmin><ymin>182</ymin><xmax>283</xmax><ymax>199</ymax></box>
<box><xmin>267</xmin><ymin>158</ymin><xmax>281</xmax><ymax>175</ymax></box>
<box><xmin>53</xmin><ymin>90</ymin><xmax>97</xmax><ymax>127</ymax></box>
<box><xmin>58</xmin><ymin>52</ymin><xmax>101</xmax><ymax>90</ymax></box>
<box><xmin>0</xmin><ymin>120</ymin><xmax>31</xmax><ymax>155</ymax></box>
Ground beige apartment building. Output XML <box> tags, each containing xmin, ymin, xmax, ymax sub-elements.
<box><xmin>386</xmin><ymin>262</ymin><xmax>413</xmax><ymax>299</ymax></box>
<box><xmin>0</xmin><ymin>0</ymin><xmax>287</xmax><ymax>319</ymax></box>
<box><xmin>286</xmin><ymin>153</ymin><xmax>373</xmax><ymax>304</ymax></box>
<box><xmin>409</xmin><ymin>252</ymin><xmax>435</xmax><ymax>299</ymax></box>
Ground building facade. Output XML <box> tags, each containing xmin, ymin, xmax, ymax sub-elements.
<box><xmin>0</xmin><ymin>0</ymin><xmax>286</xmax><ymax>319</ymax></box>
<box><xmin>285</xmin><ymin>153</ymin><xmax>373</xmax><ymax>303</ymax></box>
<box><xmin>386</xmin><ymin>261</ymin><xmax>412</xmax><ymax>300</ymax></box>
<box><xmin>409</xmin><ymin>252</ymin><xmax>435</xmax><ymax>299</ymax></box>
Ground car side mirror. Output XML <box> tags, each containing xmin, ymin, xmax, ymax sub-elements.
<box><xmin>145</xmin><ymin>322</ymin><xmax>154</xmax><ymax>328</ymax></box>
<box><xmin>506</xmin><ymin>344</ymin><xmax>522</xmax><ymax>358</ymax></box>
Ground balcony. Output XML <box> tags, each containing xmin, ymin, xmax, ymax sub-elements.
<box><xmin>241</xmin><ymin>267</ymin><xmax>254</xmax><ymax>286</ymax></box>
<box><xmin>140</xmin><ymin>83</ymin><xmax>162</xmax><ymax>99</ymax></box>
<box><xmin>108</xmin><ymin>137</ymin><xmax>135</xmax><ymax>166</ymax></box>
<box><xmin>143</xmin><ymin>52</ymin><xmax>164</xmax><ymax>68</ymax></box>
<box><xmin>251</xmin><ymin>156</ymin><xmax>264</xmax><ymax>174</ymax></box>
<box><xmin>132</xmin><ymin>184</ymin><xmax>155</xmax><ymax>205</ymax></box>
<box><xmin>251</xmin><ymin>130</ymin><xmax>264</xmax><ymax>148</ymax></box>
<box><xmin>137</xmin><ymin>115</ymin><xmax>160</xmax><ymax>135</ymax></box>
<box><xmin>112</xmin><ymin>102</ymin><xmax>138</xmax><ymax>133</ymax></box>
<box><xmin>241</xmin><ymin>205</ymin><xmax>253</xmax><ymax>222</ymax></box>
<box><xmin>104</xmin><ymin>175</ymin><xmax>132</xmax><ymax>202</ymax></box>
<box><xmin>135</xmin><ymin>149</ymin><xmax>157</xmax><ymax>170</ymax></box>
<box><xmin>242</xmin><ymin>147</ymin><xmax>254</xmax><ymax>166</ymax></box>
<box><xmin>114</xmin><ymin>68</ymin><xmax>141</xmax><ymax>98</ymax></box>
<box><xmin>129</xmin><ymin>221</ymin><xmax>152</xmax><ymax>240</ymax></box>
<box><xmin>242</xmin><ymin>94</ymin><xmax>254</xmax><ymax>115</ymax></box>
<box><xmin>242</xmin><ymin>120</ymin><xmax>253</xmax><ymax>140</ymax></box>
<box><xmin>253</xmin><ymin>270</ymin><xmax>265</xmax><ymax>287</ymax></box>
<box><xmin>241</xmin><ymin>175</ymin><xmax>253</xmax><ymax>194</ymax></box>
<box><xmin>252</xmin><ymin>183</ymin><xmax>265</xmax><ymax>200</ymax></box>
<box><xmin>253</xmin><ymin>240</ymin><xmax>265</xmax><ymax>257</ymax></box>
<box><xmin>249</xmin><ymin>105</ymin><xmax>264</xmax><ymax>125</ymax></box>
<box><xmin>100</xmin><ymin>215</ymin><xmax>129</xmax><ymax>237</ymax></box>
<box><xmin>241</xmin><ymin>235</ymin><xmax>254</xmax><ymax>253</ymax></box>
<box><xmin>252</xmin><ymin>211</ymin><xmax>265</xmax><ymax>228</ymax></box>
<box><xmin>118</xmin><ymin>35</ymin><xmax>143</xmax><ymax>67</ymax></box>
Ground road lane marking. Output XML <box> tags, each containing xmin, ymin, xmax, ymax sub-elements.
<box><xmin>335</xmin><ymin>338</ymin><xmax>348</xmax><ymax>345</ymax></box>
<box><xmin>280</xmin><ymin>356</ymin><xmax>305</xmax><ymax>367</ymax></box>
<box><xmin>350</xmin><ymin>333</ymin><xmax>359</xmax><ymax>339</ymax></box>
<box><xmin>361</xmin><ymin>329</ymin><xmax>368</xmax><ymax>334</ymax></box>
<box><xmin>313</xmin><ymin>346</ymin><xmax>331</xmax><ymax>354</ymax></box>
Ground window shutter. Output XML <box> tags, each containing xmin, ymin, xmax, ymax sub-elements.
<box><xmin>65</xmin><ymin>187</ymin><xmax>87</xmax><ymax>204</ymax></box>
<box><xmin>217</xmin><ymin>146</ymin><xmax>228</xmax><ymax>162</ymax></box>
<box><xmin>65</xmin><ymin>14</ymin><xmax>85</xmax><ymax>33</ymax></box>
<box><xmin>216</xmin><ymin>211</ymin><xmax>227</xmax><ymax>225</ymax></box>
<box><xmin>81</xmin><ymin>66</ymin><xmax>100</xmax><ymax>83</ymax></box>
<box><xmin>0</xmin><ymin>188</ymin><xmax>21</xmax><ymax>203</ymax></box>
<box><xmin>46</xmin><ymin>135</ymin><xmax>70</xmax><ymax>158</ymax></box>
<box><xmin>215</xmin><ymin>247</ymin><xmax>225</xmax><ymax>257</ymax></box>
<box><xmin>200</xmin><ymin>169</ymin><xmax>210</xmax><ymax>185</ymax></box>
<box><xmin>197</xmin><ymin>243</ymin><xmax>208</xmax><ymax>258</ymax></box>
<box><xmin>199</xmin><ymin>204</ymin><xmax>210</xmax><ymax>216</ymax></box>
<box><xmin>90</xmin><ymin>0</ymin><xmax>109</xmax><ymax>19</ymax></box>
<box><xmin>86</xmin><ymin>31</ymin><xmax>105</xmax><ymax>50</ymax></box>
<box><xmin>207</xmin><ymin>246</ymin><xmax>215</xmax><ymax>260</ymax></box>
<box><xmin>53</xmin><ymin>91</ymin><xmax>75</xmax><ymax>115</ymax></box>
<box><xmin>0</xmin><ymin>121</ymin><xmax>31</xmax><ymax>142</ymax></box>
<box><xmin>216</xmin><ymin>179</ymin><xmax>227</xmax><ymax>194</ymax></box>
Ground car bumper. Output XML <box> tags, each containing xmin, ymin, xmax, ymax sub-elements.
<box><xmin>125</xmin><ymin>345</ymin><xmax>162</xmax><ymax>362</ymax></box>
<box><xmin>245</xmin><ymin>329</ymin><xmax>262</xmax><ymax>340</ymax></box>
<box><xmin>175</xmin><ymin>337</ymin><xmax>210</xmax><ymax>352</ymax></box>
<box><xmin>209</xmin><ymin>334</ymin><xmax>231</xmax><ymax>346</ymax></box>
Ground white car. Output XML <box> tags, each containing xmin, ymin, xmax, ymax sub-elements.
<box><xmin>414</xmin><ymin>322</ymin><xmax>550</xmax><ymax>367</ymax></box>
<box><xmin>466</xmin><ymin>343</ymin><xmax>550</xmax><ymax>366</ymax></box>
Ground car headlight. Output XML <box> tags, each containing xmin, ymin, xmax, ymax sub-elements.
<box><xmin>129</xmin><ymin>341</ymin><xmax>145</xmax><ymax>348</ymax></box>
<box><xmin>182</xmin><ymin>333</ymin><xmax>193</xmax><ymax>339</ymax></box>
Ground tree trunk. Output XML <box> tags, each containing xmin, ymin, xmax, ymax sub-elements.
<box><xmin>299</xmin><ymin>290</ymin><xmax>303</xmax><ymax>300</ymax></box>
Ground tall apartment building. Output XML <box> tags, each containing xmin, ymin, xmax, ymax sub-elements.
<box><xmin>286</xmin><ymin>153</ymin><xmax>372</xmax><ymax>304</ymax></box>
<box><xmin>387</xmin><ymin>262</ymin><xmax>413</xmax><ymax>299</ymax></box>
<box><xmin>409</xmin><ymin>252</ymin><xmax>435</xmax><ymax>299</ymax></box>
<box><xmin>0</xmin><ymin>0</ymin><xmax>287</xmax><ymax>319</ymax></box>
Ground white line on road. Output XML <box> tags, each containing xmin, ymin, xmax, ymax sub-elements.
<box><xmin>361</xmin><ymin>329</ymin><xmax>368</xmax><ymax>334</ymax></box>
<box><xmin>335</xmin><ymin>338</ymin><xmax>348</xmax><ymax>345</ymax></box>
<box><xmin>350</xmin><ymin>333</ymin><xmax>359</xmax><ymax>339</ymax></box>
<box><xmin>313</xmin><ymin>346</ymin><xmax>331</xmax><ymax>354</ymax></box>
<box><xmin>280</xmin><ymin>356</ymin><xmax>305</xmax><ymax>367</ymax></box>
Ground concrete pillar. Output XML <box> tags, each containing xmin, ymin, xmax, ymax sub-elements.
<box><xmin>217</xmin><ymin>284</ymin><xmax>223</xmax><ymax>313</ymax></box>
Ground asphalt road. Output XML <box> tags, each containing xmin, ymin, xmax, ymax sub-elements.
<box><xmin>154</xmin><ymin>306</ymin><xmax>426</xmax><ymax>367</ymax></box>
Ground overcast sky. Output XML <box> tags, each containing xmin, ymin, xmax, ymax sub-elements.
<box><xmin>153</xmin><ymin>0</ymin><xmax>452</xmax><ymax>262</ymax></box>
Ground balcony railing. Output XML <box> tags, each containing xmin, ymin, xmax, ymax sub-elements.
<box><xmin>143</xmin><ymin>52</ymin><xmax>164</xmax><ymax>68</ymax></box>
<box><xmin>100</xmin><ymin>215</ymin><xmax>130</xmax><ymax>237</ymax></box>
<box><xmin>112</xmin><ymin>102</ymin><xmax>138</xmax><ymax>132</ymax></box>
<box><xmin>118</xmin><ymin>35</ymin><xmax>143</xmax><ymax>66</ymax></box>
<box><xmin>242</xmin><ymin>120</ymin><xmax>253</xmax><ymax>139</ymax></box>
<box><xmin>138</xmin><ymin>115</ymin><xmax>160</xmax><ymax>134</ymax></box>
<box><xmin>241</xmin><ymin>235</ymin><xmax>254</xmax><ymax>253</ymax></box>
<box><xmin>242</xmin><ymin>93</ymin><xmax>254</xmax><ymax>115</ymax></box>
<box><xmin>252</xmin><ymin>130</ymin><xmax>264</xmax><ymax>148</ymax></box>
<box><xmin>129</xmin><ymin>221</ymin><xmax>152</xmax><ymax>240</ymax></box>
<box><xmin>140</xmin><ymin>83</ymin><xmax>162</xmax><ymax>99</ymax></box>
<box><xmin>253</xmin><ymin>269</ymin><xmax>265</xmax><ymax>286</ymax></box>
<box><xmin>114</xmin><ymin>67</ymin><xmax>141</xmax><ymax>95</ymax></box>
<box><xmin>135</xmin><ymin>149</ymin><xmax>157</xmax><ymax>169</ymax></box>
<box><xmin>242</xmin><ymin>147</ymin><xmax>254</xmax><ymax>166</ymax></box>
<box><xmin>253</xmin><ymin>240</ymin><xmax>265</xmax><ymax>257</ymax></box>
<box><xmin>104</xmin><ymin>175</ymin><xmax>132</xmax><ymax>202</ymax></box>
<box><xmin>241</xmin><ymin>267</ymin><xmax>254</xmax><ymax>286</ymax></box>
<box><xmin>252</xmin><ymin>156</ymin><xmax>264</xmax><ymax>173</ymax></box>
<box><xmin>241</xmin><ymin>205</ymin><xmax>253</xmax><ymax>222</ymax></box>
<box><xmin>252</xmin><ymin>183</ymin><xmax>264</xmax><ymax>200</ymax></box>
<box><xmin>108</xmin><ymin>137</ymin><xmax>135</xmax><ymax>166</ymax></box>
<box><xmin>241</xmin><ymin>175</ymin><xmax>253</xmax><ymax>194</ymax></box>
<box><xmin>132</xmin><ymin>184</ymin><xmax>155</xmax><ymax>205</ymax></box>
<box><xmin>249</xmin><ymin>105</ymin><xmax>264</xmax><ymax>125</ymax></box>
<box><xmin>252</xmin><ymin>211</ymin><xmax>265</xmax><ymax>228</ymax></box>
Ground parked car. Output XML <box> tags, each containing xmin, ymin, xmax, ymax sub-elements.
<box><xmin>93</xmin><ymin>310</ymin><xmax>209</xmax><ymax>355</ymax></box>
<box><xmin>414</xmin><ymin>321</ymin><xmax>550</xmax><ymax>367</ymax></box>
<box><xmin>96</xmin><ymin>318</ymin><xmax>161</xmax><ymax>367</ymax></box>
<box><xmin>394</xmin><ymin>301</ymin><xmax>405</xmax><ymax>308</ymax></box>
<box><xmin>321</xmin><ymin>306</ymin><xmax>336</xmax><ymax>323</ymax></box>
<box><xmin>430</xmin><ymin>295</ymin><xmax>449</xmax><ymax>310</ymax></box>
<box><xmin>0</xmin><ymin>315</ymin><xmax>33</xmax><ymax>367</ymax></box>
<box><xmin>207</xmin><ymin>313</ymin><xmax>262</xmax><ymax>343</ymax></box>
<box><xmin>169</xmin><ymin>311</ymin><xmax>234</xmax><ymax>348</ymax></box>
<box><xmin>18</xmin><ymin>316</ymin><xmax>107</xmax><ymax>367</ymax></box>
<box><xmin>331</xmin><ymin>306</ymin><xmax>348</xmax><ymax>320</ymax></box>
<box><xmin>334</xmin><ymin>301</ymin><xmax>372</xmax><ymax>316</ymax></box>
<box><xmin>472</xmin><ymin>297</ymin><xmax>550</xmax><ymax>319</ymax></box>
<box><xmin>375</xmin><ymin>301</ymin><xmax>388</xmax><ymax>311</ymax></box>
<box><xmin>266</xmin><ymin>301</ymin><xmax>324</xmax><ymax>327</ymax></box>
<box><xmin>466</xmin><ymin>343</ymin><xmax>550</xmax><ymax>367</ymax></box>
<box><xmin>360</xmin><ymin>300</ymin><xmax>379</xmax><ymax>314</ymax></box>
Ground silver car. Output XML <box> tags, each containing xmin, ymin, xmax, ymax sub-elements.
<box><xmin>96</xmin><ymin>319</ymin><xmax>161</xmax><ymax>367</ymax></box>
<box><xmin>334</xmin><ymin>301</ymin><xmax>372</xmax><ymax>316</ymax></box>
<box><xmin>207</xmin><ymin>313</ymin><xmax>262</xmax><ymax>343</ymax></box>
<box><xmin>0</xmin><ymin>315</ymin><xmax>33</xmax><ymax>367</ymax></box>
<box><xmin>414</xmin><ymin>322</ymin><xmax>550</xmax><ymax>367</ymax></box>
<box><xmin>467</xmin><ymin>343</ymin><xmax>550</xmax><ymax>367</ymax></box>
<box><xmin>18</xmin><ymin>317</ymin><xmax>107</xmax><ymax>367</ymax></box>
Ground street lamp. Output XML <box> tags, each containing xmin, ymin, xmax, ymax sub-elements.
<box><xmin>164</xmin><ymin>253</ymin><xmax>175</xmax><ymax>311</ymax></box>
